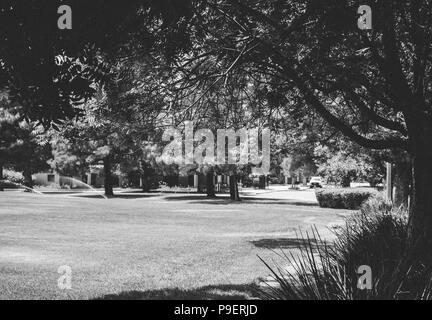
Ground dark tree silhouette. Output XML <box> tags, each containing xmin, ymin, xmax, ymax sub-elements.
<box><xmin>0</xmin><ymin>0</ymin><xmax>192</xmax><ymax>126</ymax></box>
<box><xmin>172</xmin><ymin>0</ymin><xmax>432</xmax><ymax>241</ymax></box>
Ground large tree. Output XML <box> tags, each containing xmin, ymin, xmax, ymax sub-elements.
<box><xmin>167</xmin><ymin>0</ymin><xmax>431</xmax><ymax>241</ymax></box>
<box><xmin>3</xmin><ymin>1</ymin><xmax>432</xmax><ymax>241</ymax></box>
<box><xmin>0</xmin><ymin>0</ymin><xmax>192</xmax><ymax>126</ymax></box>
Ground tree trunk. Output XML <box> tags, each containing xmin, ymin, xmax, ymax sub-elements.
<box><xmin>197</xmin><ymin>173</ymin><xmax>204</xmax><ymax>193</ymax></box>
<box><xmin>409</xmin><ymin>134</ymin><xmax>432</xmax><ymax>241</ymax></box>
<box><xmin>206</xmin><ymin>168</ymin><xmax>216</xmax><ymax>198</ymax></box>
<box><xmin>258</xmin><ymin>175</ymin><xmax>266</xmax><ymax>189</ymax></box>
<box><xmin>341</xmin><ymin>176</ymin><xmax>351</xmax><ymax>188</ymax></box>
<box><xmin>0</xmin><ymin>163</ymin><xmax>3</xmax><ymax>191</ymax></box>
<box><xmin>103</xmin><ymin>156</ymin><xmax>114</xmax><ymax>196</ymax></box>
<box><xmin>23</xmin><ymin>169</ymin><xmax>33</xmax><ymax>188</ymax></box>
<box><xmin>409</xmin><ymin>154</ymin><xmax>432</xmax><ymax>240</ymax></box>
<box><xmin>393</xmin><ymin>159</ymin><xmax>411</xmax><ymax>208</ymax></box>
<box><xmin>402</xmin><ymin>115</ymin><xmax>432</xmax><ymax>244</ymax></box>
<box><xmin>141</xmin><ymin>176</ymin><xmax>150</xmax><ymax>192</ymax></box>
<box><xmin>229</xmin><ymin>175</ymin><xmax>240</xmax><ymax>201</ymax></box>
<box><xmin>141</xmin><ymin>161</ymin><xmax>150</xmax><ymax>192</ymax></box>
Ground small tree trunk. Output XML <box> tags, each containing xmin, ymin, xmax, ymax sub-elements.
<box><xmin>103</xmin><ymin>156</ymin><xmax>114</xmax><ymax>196</ymax></box>
<box><xmin>393</xmin><ymin>159</ymin><xmax>411</xmax><ymax>208</ymax></box>
<box><xmin>0</xmin><ymin>163</ymin><xmax>4</xmax><ymax>191</ymax></box>
<box><xmin>258</xmin><ymin>175</ymin><xmax>267</xmax><ymax>189</ymax></box>
<box><xmin>229</xmin><ymin>175</ymin><xmax>240</xmax><ymax>201</ymax></box>
<box><xmin>23</xmin><ymin>169</ymin><xmax>33</xmax><ymax>188</ymax></box>
<box><xmin>141</xmin><ymin>161</ymin><xmax>150</xmax><ymax>192</ymax></box>
<box><xmin>141</xmin><ymin>176</ymin><xmax>150</xmax><ymax>192</ymax></box>
<box><xmin>206</xmin><ymin>168</ymin><xmax>216</xmax><ymax>198</ymax></box>
<box><xmin>341</xmin><ymin>175</ymin><xmax>351</xmax><ymax>188</ymax></box>
<box><xmin>197</xmin><ymin>173</ymin><xmax>204</xmax><ymax>193</ymax></box>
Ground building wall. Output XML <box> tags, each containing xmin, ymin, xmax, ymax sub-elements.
<box><xmin>33</xmin><ymin>173</ymin><xmax>59</xmax><ymax>186</ymax></box>
<box><xmin>34</xmin><ymin>173</ymin><xmax>88</xmax><ymax>187</ymax></box>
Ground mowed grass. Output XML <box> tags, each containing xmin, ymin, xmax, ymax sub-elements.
<box><xmin>0</xmin><ymin>190</ymin><xmax>351</xmax><ymax>299</ymax></box>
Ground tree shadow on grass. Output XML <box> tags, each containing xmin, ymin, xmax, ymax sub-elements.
<box><xmin>250</xmin><ymin>237</ymin><xmax>329</xmax><ymax>249</ymax></box>
<box><xmin>241</xmin><ymin>197</ymin><xmax>318</xmax><ymax>207</ymax></box>
<box><xmin>71</xmin><ymin>194</ymin><xmax>160</xmax><ymax>199</ymax></box>
<box><xmin>118</xmin><ymin>190</ymin><xmax>161</xmax><ymax>194</ymax></box>
<box><xmin>110</xmin><ymin>194</ymin><xmax>160</xmax><ymax>199</ymax></box>
<box><xmin>94</xmin><ymin>283</ymin><xmax>261</xmax><ymax>300</ymax></box>
<box><xmin>163</xmin><ymin>195</ymin><xmax>318</xmax><ymax>207</ymax></box>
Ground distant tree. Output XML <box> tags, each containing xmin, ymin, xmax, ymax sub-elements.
<box><xmin>0</xmin><ymin>97</ymin><xmax>51</xmax><ymax>189</ymax></box>
<box><xmin>0</xmin><ymin>99</ymin><xmax>20</xmax><ymax>190</ymax></box>
<box><xmin>58</xmin><ymin>106</ymin><xmax>127</xmax><ymax>196</ymax></box>
<box><xmin>10</xmin><ymin>126</ymin><xmax>52</xmax><ymax>187</ymax></box>
<box><xmin>50</xmin><ymin>47</ymin><xmax>174</xmax><ymax>195</ymax></box>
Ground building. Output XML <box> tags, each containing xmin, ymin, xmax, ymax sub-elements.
<box><xmin>33</xmin><ymin>165</ymin><xmax>120</xmax><ymax>189</ymax></box>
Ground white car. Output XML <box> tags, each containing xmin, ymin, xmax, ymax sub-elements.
<box><xmin>308</xmin><ymin>176</ymin><xmax>324</xmax><ymax>188</ymax></box>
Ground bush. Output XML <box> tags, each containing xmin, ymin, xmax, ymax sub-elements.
<box><xmin>359</xmin><ymin>192</ymin><xmax>393</xmax><ymax>214</ymax></box>
<box><xmin>257</xmin><ymin>204</ymin><xmax>432</xmax><ymax>300</ymax></box>
<box><xmin>3</xmin><ymin>169</ymin><xmax>25</xmax><ymax>183</ymax></box>
<box><xmin>315</xmin><ymin>188</ymin><xmax>378</xmax><ymax>209</ymax></box>
<box><xmin>0</xmin><ymin>169</ymin><xmax>25</xmax><ymax>189</ymax></box>
<box><xmin>241</xmin><ymin>176</ymin><xmax>253</xmax><ymax>188</ymax></box>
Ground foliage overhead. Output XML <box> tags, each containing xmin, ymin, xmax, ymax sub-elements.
<box><xmin>0</xmin><ymin>0</ymin><xmax>192</xmax><ymax>127</ymax></box>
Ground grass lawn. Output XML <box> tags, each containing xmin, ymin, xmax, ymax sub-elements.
<box><xmin>0</xmin><ymin>189</ymin><xmax>352</xmax><ymax>299</ymax></box>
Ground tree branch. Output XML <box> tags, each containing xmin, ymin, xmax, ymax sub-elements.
<box><xmin>345</xmin><ymin>89</ymin><xmax>408</xmax><ymax>136</ymax></box>
<box><xmin>285</xmin><ymin>68</ymin><xmax>409</xmax><ymax>151</ymax></box>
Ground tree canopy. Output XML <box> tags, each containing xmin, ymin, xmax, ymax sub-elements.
<box><xmin>2</xmin><ymin>0</ymin><xmax>432</xmax><ymax>239</ymax></box>
<box><xmin>0</xmin><ymin>0</ymin><xmax>192</xmax><ymax>126</ymax></box>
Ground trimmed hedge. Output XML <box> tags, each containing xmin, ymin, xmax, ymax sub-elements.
<box><xmin>315</xmin><ymin>188</ymin><xmax>378</xmax><ymax>210</ymax></box>
<box><xmin>0</xmin><ymin>180</ymin><xmax>20</xmax><ymax>189</ymax></box>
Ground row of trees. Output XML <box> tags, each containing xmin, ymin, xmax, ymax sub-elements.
<box><xmin>1</xmin><ymin>1</ymin><xmax>430</xmax><ymax>242</ymax></box>
<box><xmin>169</xmin><ymin>0</ymin><xmax>427</xmax><ymax>239</ymax></box>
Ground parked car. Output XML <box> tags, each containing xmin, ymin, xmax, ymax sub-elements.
<box><xmin>308</xmin><ymin>176</ymin><xmax>324</xmax><ymax>188</ymax></box>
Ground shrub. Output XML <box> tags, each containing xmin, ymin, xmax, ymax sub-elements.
<box><xmin>0</xmin><ymin>180</ymin><xmax>17</xmax><ymax>189</ymax></box>
<box><xmin>241</xmin><ymin>176</ymin><xmax>253</xmax><ymax>188</ymax></box>
<box><xmin>314</xmin><ymin>149</ymin><xmax>384</xmax><ymax>188</ymax></box>
<box><xmin>315</xmin><ymin>188</ymin><xmax>378</xmax><ymax>209</ymax></box>
<box><xmin>359</xmin><ymin>192</ymin><xmax>393</xmax><ymax>214</ymax></box>
<box><xmin>3</xmin><ymin>169</ymin><xmax>25</xmax><ymax>184</ymax></box>
<box><xmin>257</xmin><ymin>204</ymin><xmax>432</xmax><ymax>300</ymax></box>
<box><xmin>0</xmin><ymin>169</ymin><xmax>25</xmax><ymax>189</ymax></box>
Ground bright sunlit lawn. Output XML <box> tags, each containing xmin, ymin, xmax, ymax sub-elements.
<box><xmin>0</xmin><ymin>189</ymin><xmax>351</xmax><ymax>299</ymax></box>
